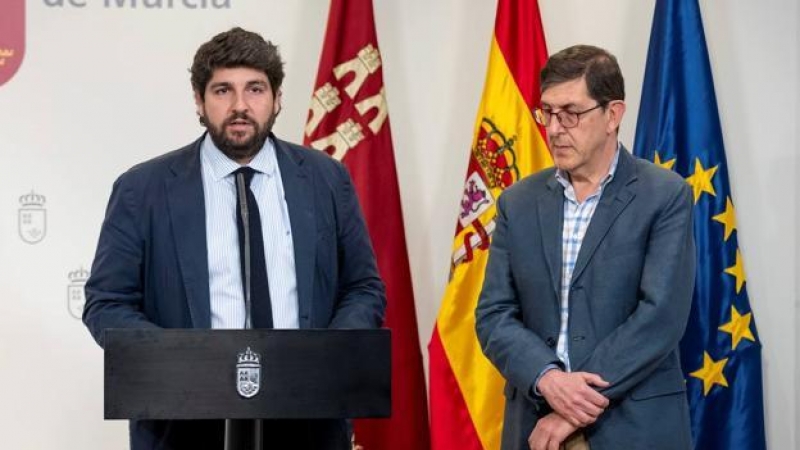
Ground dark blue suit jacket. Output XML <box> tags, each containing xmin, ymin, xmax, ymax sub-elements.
<box><xmin>476</xmin><ymin>148</ymin><xmax>696</xmax><ymax>450</ymax></box>
<box><xmin>83</xmin><ymin>135</ymin><xmax>386</xmax><ymax>449</ymax></box>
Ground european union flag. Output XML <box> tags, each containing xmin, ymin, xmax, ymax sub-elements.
<box><xmin>633</xmin><ymin>0</ymin><xmax>767</xmax><ymax>449</ymax></box>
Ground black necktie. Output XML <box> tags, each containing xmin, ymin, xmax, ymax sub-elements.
<box><xmin>233</xmin><ymin>167</ymin><xmax>273</xmax><ymax>329</ymax></box>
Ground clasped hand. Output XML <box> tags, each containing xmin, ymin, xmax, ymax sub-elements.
<box><xmin>528</xmin><ymin>370</ymin><xmax>610</xmax><ymax>450</ymax></box>
<box><xmin>537</xmin><ymin>369</ymin><xmax>610</xmax><ymax>427</ymax></box>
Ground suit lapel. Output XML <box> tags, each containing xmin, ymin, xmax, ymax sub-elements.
<box><xmin>274</xmin><ymin>138</ymin><xmax>316</xmax><ymax>329</ymax></box>
<box><xmin>570</xmin><ymin>148</ymin><xmax>638</xmax><ymax>284</ymax></box>
<box><xmin>538</xmin><ymin>175</ymin><xmax>565</xmax><ymax>301</ymax></box>
<box><xmin>165</xmin><ymin>138</ymin><xmax>211</xmax><ymax>328</ymax></box>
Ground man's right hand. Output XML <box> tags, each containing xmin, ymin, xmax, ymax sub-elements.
<box><xmin>537</xmin><ymin>369</ymin><xmax>610</xmax><ymax>427</ymax></box>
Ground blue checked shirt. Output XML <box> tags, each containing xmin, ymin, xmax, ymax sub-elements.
<box><xmin>553</xmin><ymin>147</ymin><xmax>620</xmax><ymax>371</ymax></box>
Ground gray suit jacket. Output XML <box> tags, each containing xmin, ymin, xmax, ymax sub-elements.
<box><xmin>476</xmin><ymin>148</ymin><xmax>695</xmax><ymax>450</ymax></box>
<box><xmin>83</xmin><ymin>134</ymin><xmax>386</xmax><ymax>450</ymax></box>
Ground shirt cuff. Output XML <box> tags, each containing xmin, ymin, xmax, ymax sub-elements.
<box><xmin>532</xmin><ymin>364</ymin><xmax>562</xmax><ymax>397</ymax></box>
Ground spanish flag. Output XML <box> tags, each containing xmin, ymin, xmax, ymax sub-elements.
<box><xmin>429</xmin><ymin>1</ymin><xmax>550</xmax><ymax>448</ymax></box>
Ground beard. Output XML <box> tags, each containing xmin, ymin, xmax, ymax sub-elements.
<box><xmin>204</xmin><ymin>110</ymin><xmax>277</xmax><ymax>162</ymax></box>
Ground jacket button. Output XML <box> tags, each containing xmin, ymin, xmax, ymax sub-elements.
<box><xmin>546</xmin><ymin>337</ymin><xmax>556</xmax><ymax>347</ymax></box>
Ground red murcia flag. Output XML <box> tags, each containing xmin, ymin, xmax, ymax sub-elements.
<box><xmin>304</xmin><ymin>1</ymin><xmax>430</xmax><ymax>449</ymax></box>
<box><xmin>0</xmin><ymin>0</ymin><xmax>25</xmax><ymax>87</ymax></box>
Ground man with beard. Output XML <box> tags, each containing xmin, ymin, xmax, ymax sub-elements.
<box><xmin>82</xmin><ymin>28</ymin><xmax>385</xmax><ymax>450</ymax></box>
<box><xmin>475</xmin><ymin>45</ymin><xmax>695</xmax><ymax>450</ymax></box>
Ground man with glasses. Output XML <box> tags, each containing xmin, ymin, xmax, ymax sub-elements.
<box><xmin>476</xmin><ymin>45</ymin><xmax>695</xmax><ymax>450</ymax></box>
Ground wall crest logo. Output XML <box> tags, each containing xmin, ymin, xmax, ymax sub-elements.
<box><xmin>18</xmin><ymin>190</ymin><xmax>46</xmax><ymax>244</ymax></box>
<box><xmin>68</xmin><ymin>267</ymin><xmax>90</xmax><ymax>320</ymax></box>
<box><xmin>236</xmin><ymin>347</ymin><xmax>261</xmax><ymax>398</ymax></box>
<box><xmin>0</xmin><ymin>0</ymin><xmax>25</xmax><ymax>87</ymax></box>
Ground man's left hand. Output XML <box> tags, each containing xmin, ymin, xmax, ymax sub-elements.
<box><xmin>528</xmin><ymin>412</ymin><xmax>578</xmax><ymax>450</ymax></box>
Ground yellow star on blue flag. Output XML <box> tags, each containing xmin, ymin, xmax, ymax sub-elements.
<box><xmin>718</xmin><ymin>306</ymin><xmax>755</xmax><ymax>351</ymax></box>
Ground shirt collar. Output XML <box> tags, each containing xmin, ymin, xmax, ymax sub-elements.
<box><xmin>200</xmin><ymin>133</ymin><xmax>277</xmax><ymax>181</ymax></box>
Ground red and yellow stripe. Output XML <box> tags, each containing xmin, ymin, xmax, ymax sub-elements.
<box><xmin>429</xmin><ymin>1</ymin><xmax>550</xmax><ymax>449</ymax></box>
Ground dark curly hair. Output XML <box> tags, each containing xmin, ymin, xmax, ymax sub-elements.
<box><xmin>191</xmin><ymin>27</ymin><xmax>285</xmax><ymax>100</ymax></box>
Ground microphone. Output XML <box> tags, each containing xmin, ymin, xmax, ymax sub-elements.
<box><xmin>235</xmin><ymin>171</ymin><xmax>253</xmax><ymax>330</ymax></box>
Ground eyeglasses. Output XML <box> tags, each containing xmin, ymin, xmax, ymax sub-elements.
<box><xmin>533</xmin><ymin>103</ymin><xmax>606</xmax><ymax>128</ymax></box>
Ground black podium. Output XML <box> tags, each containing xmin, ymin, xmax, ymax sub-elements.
<box><xmin>104</xmin><ymin>328</ymin><xmax>391</xmax><ymax>449</ymax></box>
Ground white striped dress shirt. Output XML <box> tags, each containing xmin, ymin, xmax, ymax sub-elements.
<box><xmin>201</xmin><ymin>134</ymin><xmax>299</xmax><ymax>330</ymax></box>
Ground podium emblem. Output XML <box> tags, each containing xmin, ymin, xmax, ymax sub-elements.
<box><xmin>236</xmin><ymin>347</ymin><xmax>261</xmax><ymax>398</ymax></box>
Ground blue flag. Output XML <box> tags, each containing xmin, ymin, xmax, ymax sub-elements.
<box><xmin>633</xmin><ymin>0</ymin><xmax>767</xmax><ymax>449</ymax></box>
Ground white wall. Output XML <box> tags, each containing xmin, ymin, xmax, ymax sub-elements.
<box><xmin>796</xmin><ymin>0</ymin><xmax>800</xmax><ymax>443</ymax></box>
<box><xmin>0</xmin><ymin>1</ymin><xmax>796</xmax><ymax>448</ymax></box>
